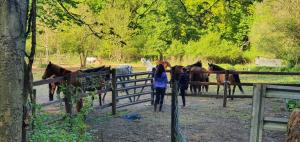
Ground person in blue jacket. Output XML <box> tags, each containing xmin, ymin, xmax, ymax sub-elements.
<box><xmin>179</xmin><ymin>68</ymin><xmax>189</xmax><ymax>107</ymax></box>
<box><xmin>154</xmin><ymin>64</ymin><xmax>168</xmax><ymax>112</ymax></box>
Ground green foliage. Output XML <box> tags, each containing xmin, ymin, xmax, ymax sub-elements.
<box><xmin>250</xmin><ymin>0</ymin><xmax>300</xmax><ymax>67</ymax></box>
<box><xmin>35</xmin><ymin>0</ymin><xmax>259</xmax><ymax>64</ymax></box>
<box><xmin>29</xmin><ymin>103</ymin><xmax>92</xmax><ymax>142</ymax></box>
<box><xmin>29</xmin><ymin>88</ymin><xmax>94</xmax><ymax>142</ymax></box>
<box><xmin>184</xmin><ymin>32</ymin><xmax>248</xmax><ymax>64</ymax></box>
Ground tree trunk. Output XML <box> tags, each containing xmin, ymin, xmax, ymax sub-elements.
<box><xmin>0</xmin><ymin>1</ymin><xmax>28</xmax><ymax>142</ymax></box>
<box><xmin>159</xmin><ymin>52</ymin><xmax>164</xmax><ymax>61</ymax></box>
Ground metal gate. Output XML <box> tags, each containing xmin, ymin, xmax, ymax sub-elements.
<box><xmin>111</xmin><ymin>69</ymin><xmax>155</xmax><ymax>114</ymax></box>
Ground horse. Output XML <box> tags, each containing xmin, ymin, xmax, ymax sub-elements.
<box><xmin>156</xmin><ymin>60</ymin><xmax>171</xmax><ymax>70</ymax></box>
<box><xmin>208</xmin><ymin>63</ymin><xmax>244</xmax><ymax>97</ymax></box>
<box><xmin>170</xmin><ymin>65</ymin><xmax>184</xmax><ymax>82</ymax></box>
<box><xmin>86</xmin><ymin>57</ymin><xmax>97</xmax><ymax>64</ymax></box>
<box><xmin>42</xmin><ymin>62</ymin><xmax>109</xmax><ymax>112</ymax></box>
<box><xmin>141</xmin><ymin>58</ymin><xmax>155</xmax><ymax>72</ymax></box>
<box><xmin>170</xmin><ymin>65</ymin><xmax>185</xmax><ymax>88</ymax></box>
<box><xmin>115</xmin><ymin>64</ymin><xmax>134</xmax><ymax>102</ymax></box>
<box><xmin>187</xmin><ymin>61</ymin><xmax>209</xmax><ymax>95</ymax></box>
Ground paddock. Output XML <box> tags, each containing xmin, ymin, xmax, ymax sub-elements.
<box><xmin>30</xmin><ymin>68</ymin><xmax>300</xmax><ymax>142</ymax></box>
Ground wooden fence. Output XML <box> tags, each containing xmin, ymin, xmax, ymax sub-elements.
<box><xmin>32</xmin><ymin>70</ymin><xmax>112</xmax><ymax>118</ymax></box>
<box><xmin>186</xmin><ymin>70</ymin><xmax>300</xmax><ymax>107</ymax></box>
<box><xmin>249</xmin><ymin>84</ymin><xmax>300</xmax><ymax>142</ymax></box>
<box><xmin>32</xmin><ymin>68</ymin><xmax>156</xmax><ymax>116</ymax></box>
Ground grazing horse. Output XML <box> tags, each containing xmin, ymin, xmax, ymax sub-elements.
<box><xmin>187</xmin><ymin>61</ymin><xmax>209</xmax><ymax>95</ymax></box>
<box><xmin>156</xmin><ymin>60</ymin><xmax>171</xmax><ymax>70</ymax></box>
<box><xmin>141</xmin><ymin>58</ymin><xmax>155</xmax><ymax>72</ymax></box>
<box><xmin>42</xmin><ymin>62</ymin><xmax>109</xmax><ymax>112</ymax></box>
<box><xmin>208</xmin><ymin>63</ymin><xmax>244</xmax><ymax>97</ymax></box>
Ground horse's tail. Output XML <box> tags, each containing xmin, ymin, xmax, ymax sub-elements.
<box><xmin>233</xmin><ymin>73</ymin><xmax>244</xmax><ymax>94</ymax></box>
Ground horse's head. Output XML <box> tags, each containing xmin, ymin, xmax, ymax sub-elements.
<box><xmin>42</xmin><ymin>62</ymin><xmax>55</xmax><ymax>79</ymax></box>
<box><xmin>170</xmin><ymin>66</ymin><xmax>183</xmax><ymax>83</ymax></box>
<box><xmin>42</xmin><ymin>62</ymin><xmax>70</xmax><ymax>79</ymax></box>
<box><xmin>140</xmin><ymin>58</ymin><xmax>146</xmax><ymax>64</ymax></box>
<box><xmin>208</xmin><ymin>63</ymin><xmax>224</xmax><ymax>72</ymax></box>
<box><xmin>128</xmin><ymin>65</ymin><xmax>133</xmax><ymax>73</ymax></box>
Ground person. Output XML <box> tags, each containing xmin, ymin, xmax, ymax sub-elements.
<box><xmin>154</xmin><ymin>64</ymin><xmax>168</xmax><ymax>112</ymax></box>
<box><xmin>179</xmin><ymin>68</ymin><xmax>189</xmax><ymax>107</ymax></box>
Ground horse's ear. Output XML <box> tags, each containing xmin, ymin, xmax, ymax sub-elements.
<box><xmin>49</xmin><ymin>61</ymin><xmax>52</xmax><ymax>65</ymax></box>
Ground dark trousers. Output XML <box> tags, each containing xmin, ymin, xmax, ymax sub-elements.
<box><xmin>155</xmin><ymin>88</ymin><xmax>166</xmax><ymax>111</ymax></box>
<box><xmin>180</xmin><ymin>88</ymin><xmax>186</xmax><ymax>106</ymax></box>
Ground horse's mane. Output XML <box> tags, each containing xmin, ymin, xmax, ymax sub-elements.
<box><xmin>209</xmin><ymin>63</ymin><xmax>225</xmax><ymax>71</ymax></box>
<box><xmin>191</xmin><ymin>61</ymin><xmax>202</xmax><ymax>67</ymax></box>
<box><xmin>49</xmin><ymin>62</ymin><xmax>71</xmax><ymax>73</ymax></box>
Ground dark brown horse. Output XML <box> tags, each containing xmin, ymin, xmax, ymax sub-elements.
<box><xmin>170</xmin><ymin>65</ymin><xmax>184</xmax><ymax>86</ymax></box>
<box><xmin>208</xmin><ymin>63</ymin><xmax>244</xmax><ymax>97</ymax></box>
<box><xmin>187</xmin><ymin>61</ymin><xmax>209</xmax><ymax>95</ymax></box>
<box><xmin>42</xmin><ymin>62</ymin><xmax>109</xmax><ymax>112</ymax></box>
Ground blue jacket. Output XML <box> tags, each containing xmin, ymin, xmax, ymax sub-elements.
<box><xmin>154</xmin><ymin>72</ymin><xmax>168</xmax><ymax>89</ymax></box>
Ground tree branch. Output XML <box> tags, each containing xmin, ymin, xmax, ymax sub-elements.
<box><xmin>56</xmin><ymin>0</ymin><xmax>125</xmax><ymax>45</ymax></box>
<box><xmin>25</xmin><ymin>8</ymin><xmax>33</xmax><ymax>38</ymax></box>
<box><xmin>178</xmin><ymin>0</ymin><xmax>194</xmax><ymax>19</ymax></box>
<box><xmin>135</xmin><ymin>0</ymin><xmax>159</xmax><ymax>21</ymax></box>
<box><xmin>178</xmin><ymin>0</ymin><xmax>221</xmax><ymax>21</ymax></box>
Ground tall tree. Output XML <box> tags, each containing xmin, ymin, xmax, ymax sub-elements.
<box><xmin>0</xmin><ymin>1</ymin><xmax>28</xmax><ymax>141</ymax></box>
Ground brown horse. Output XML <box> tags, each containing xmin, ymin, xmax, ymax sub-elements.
<box><xmin>208</xmin><ymin>63</ymin><xmax>244</xmax><ymax>97</ymax></box>
<box><xmin>156</xmin><ymin>60</ymin><xmax>171</xmax><ymax>70</ymax></box>
<box><xmin>42</xmin><ymin>62</ymin><xmax>109</xmax><ymax>112</ymax></box>
<box><xmin>187</xmin><ymin>61</ymin><xmax>209</xmax><ymax>95</ymax></box>
<box><xmin>170</xmin><ymin>65</ymin><xmax>184</xmax><ymax>84</ymax></box>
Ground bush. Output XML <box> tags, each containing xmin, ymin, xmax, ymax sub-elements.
<box><xmin>184</xmin><ymin>32</ymin><xmax>250</xmax><ymax>65</ymax></box>
<box><xmin>29</xmin><ymin>96</ymin><xmax>93</xmax><ymax>142</ymax></box>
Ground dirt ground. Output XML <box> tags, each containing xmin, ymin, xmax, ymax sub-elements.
<box><xmin>33</xmin><ymin>75</ymin><xmax>289</xmax><ymax>142</ymax></box>
<box><xmin>85</xmin><ymin>92</ymin><xmax>288</xmax><ymax>142</ymax></box>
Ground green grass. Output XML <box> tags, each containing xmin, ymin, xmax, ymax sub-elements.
<box><xmin>32</xmin><ymin>55</ymin><xmax>300</xmax><ymax>84</ymax></box>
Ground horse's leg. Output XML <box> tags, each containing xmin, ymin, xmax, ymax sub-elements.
<box><xmin>193</xmin><ymin>85</ymin><xmax>197</xmax><ymax>95</ymax></box>
<box><xmin>198</xmin><ymin>85</ymin><xmax>202</xmax><ymax>95</ymax></box>
<box><xmin>76</xmin><ymin>98</ymin><xmax>83</xmax><ymax>112</ymax></box>
<box><xmin>232</xmin><ymin>85</ymin><xmax>236</xmax><ymax>96</ymax></box>
<box><xmin>49</xmin><ymin>84</ymin><xmax>54</xmax><ymax>101</ymax></box>
<box><xmin>122</xmin><ymin>76</ymin><xmax>132</xmax><ymax>102</ymax></box>
<box><xmin>98</xmin><ymin>92</ymin><xmax>102</xmax><ymax>106</ymax></box>
<box><xmin>228</xmin><ymin>84</ymin><xmax>232</xmax><ymax>100</ymax></box>
<box><xmin>217</xmin><ymin>84</ymin><xmax>220</xmax><ymax>96</ymax></box>
<box><xmin>102</xmin><ymin>91</ymin><xmax>107</xmax><ymax>103</ymax></box>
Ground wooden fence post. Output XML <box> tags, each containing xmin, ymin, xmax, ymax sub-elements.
<box><xmin>134</xmin><ymin>75</ymin><xmax>137</xmax><ymax>101</ymax></box>
<box><xmin>171</xmin><ymin>81</ymin><xmax>178</xmax><ymax>142</ymax></box>
<box><xmin>111</xmin><ymin>69</ymin><xmax>117</xmax><ymax>115</ymax></box>
<box><xmin>223</xmin><ymin>70</ymin><xmax>229</xmax><ymax>107</ymax></box>
<box><xmin>64</xmin><ymin>75</ymin><xmax>73</xmax><ymax>115</ymax></box>
<box><xmin>250</xmin><ymin>84</ymin><xmax>266</xmax><ymax>142</ymax></box>
<box><xmin>151</xmin><ymin>68</ymin><xmax>156</xmax><ymax>105</ymax></box>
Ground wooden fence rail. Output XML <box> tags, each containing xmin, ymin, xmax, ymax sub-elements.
<box><xmin>249</xmin><ymin>84</ymin><xmax>300</xmax><ymax>142</ymax></box>
<box><xmin>186</xmin><ymin>69</ymin><xmax>300</xmax><ymax>107</ymax></box>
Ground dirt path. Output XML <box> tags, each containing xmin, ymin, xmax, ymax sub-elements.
<box><xmin>86</xmin><ymin>95</ymin><xmax>287</xmax><ymax>142</ymax></box>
